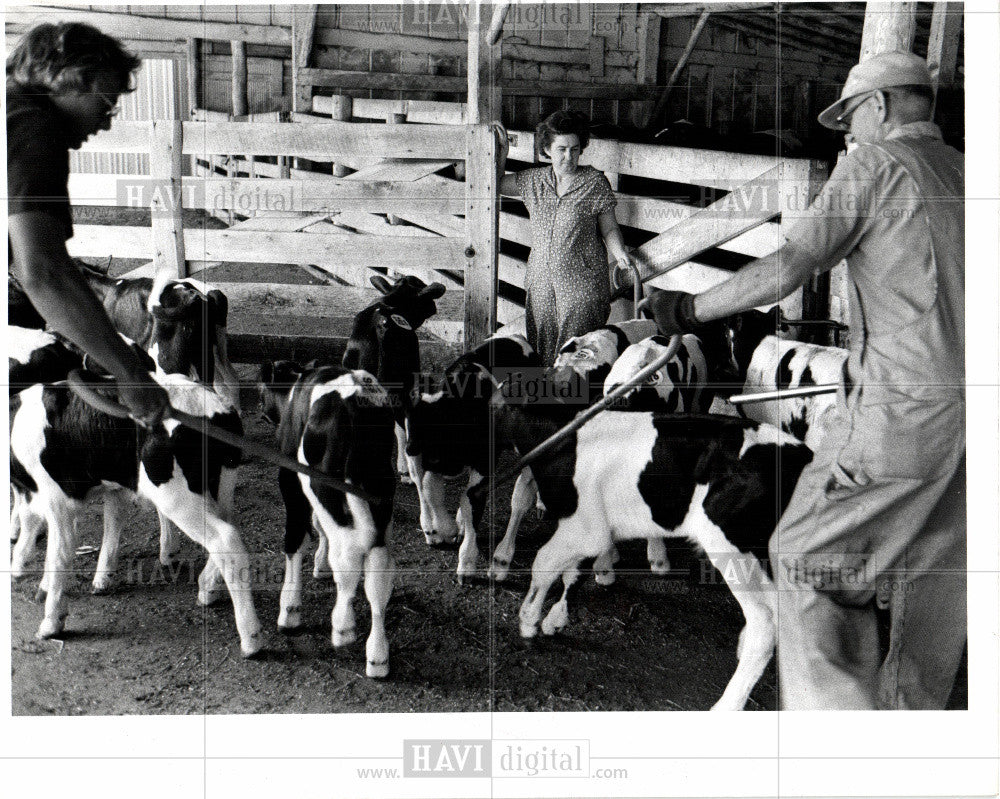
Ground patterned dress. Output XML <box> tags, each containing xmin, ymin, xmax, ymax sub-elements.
<box><xmin>515</xmin><ymin>165</ymin><xmax>617</xmax><ymax>365</ymax></box>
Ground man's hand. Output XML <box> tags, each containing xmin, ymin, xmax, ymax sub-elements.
<box><xmin>116</xmin><ymin>367</ymin><xmax>170</xmax><ymax>428</ymax></box>
<box><xmin>640</xmin><ymin>289</ymin><xmax>700</xmax><ymax>337</ymax></box>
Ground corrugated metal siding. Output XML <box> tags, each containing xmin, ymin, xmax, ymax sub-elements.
<box><xmin>70</xmin><ymin>58</ymin><xmax>178</xmax><ymax>176</ymax></box>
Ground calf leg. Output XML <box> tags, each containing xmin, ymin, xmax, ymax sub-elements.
<box><xmin>278</xmin><ymin>540</ymin><xmax>307</xmax><ymax>632</ymax></box>
<box><xmin>144</xmin><ymin>480</ymin><xmax>262</xmax><ymax>658</ymax></box>
<box><xmin>312</xmin><ymin>515</ymin><xmax>331</xmax><ymax>579</ymax></box>
<box><xmin>37</xmin><ymin>502</ymin><xmax>79</xmax><ymax>640</ymax></box>
<box><xmin>520</xmin><ymin>522</ymin><xmax>593</xmax><ymax>638</ymax></box>
<box><xmin>157</xmin><ymin>509</ymin><xmax>180</xmax><ymax>566</ymax></box>
<box><xmin>363</xmin><ymin>543</ymin><xmax>394</xmax><ymax>678</ymax></box>
<box><xmin>328</xmin><ymin>535</ymin><xmax>364</xmax><ymax>648</ymax></box>
<box><xmin>456</xmin><ymin>470</ymin><xmax>485</xmax><ymax>582</ymax></box>
<box><xmin>541</xmin><ymin>565</ymin><xmax>580</xmax><ymax>636</ymax></box>
<box><xmin>394</xmin><ymin>423</ymin><xmax>411</xmax><ymax>483</ymax></box>
<box><xmin>490</xmin><ymin>469</ymin><xmax>535</xmax><ymax>581</ymax></box>
<box><xmin>700</xmin><ymin>539</ymin><xmax>775</xmax><ymax>711</ymax></box>
<box><xmin>92</xmin><ymin>488</ymin><xmax>129</xmax><ymax>594</ymax></box>
<box><xmin>421</xmin><ymin>470</ymin><xmax>459</xmax><ymax>546</ymax></box>
<box><xmin>10</xmin><ymin>497</ymin><xmax>45</xmax><ymax>578</ymax></box>
<box><xmin>593</xmin><ymin>545</ymin><xmax>620</xmax><ymax>586</ymax></box>
<box><xmin>10</xmin><ymin>493</ymin><xmax>22</xmax><ymax>543</ymax></box>
<box><xmin>647</xmin><ymin>538</ymin><xmax>671</xmax><ymax>575</ymax></box>
<box><xmin>195</xmin><ymin>467</ymin><xmax>238</xmax><ymax>603</ymax></box>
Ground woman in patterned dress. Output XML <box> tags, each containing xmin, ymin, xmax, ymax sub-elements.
<box><xmin>498</xmin><ymin>110</ymin><xmax>636</xmax><ymax>365</ymax></box>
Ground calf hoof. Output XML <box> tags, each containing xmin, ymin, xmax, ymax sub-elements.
<box><xmin>518</xmin><ymin>622</ymin><xmax>539</xmax><ymax>640</ymax></box>
<box><xmin>593</xmin><ymin>570</ymin><xmax>616</xmax><ymax>587</ymax></box>
<box><xmin>240</xmin><ymin>631</ymin><xmax>265</xmax><ymax>659</ymax></box>
<box><xmin>541</xmin><ymin>605</ymin><xmax>569</xmax><ymax>636</ymax></box>
<box><xmin>366</xmin><ymin>659</ymin><xmax>390</xmax><ymax>679</ymax></box>
<box><xmin>332</xmin><ymin>627</ymin><xmax>356</xmax><ymax>648</ymax></box>
<box><xmin>33</xmin><ymin>586</ymin><xmax>48</xmax><ymax>604</ymax></box>
<box><xmin>488</xmin><ymin>559</ymin><xmax>510</xmax><ymax>582</ymax></box>
<box><xmin>398</xmin><ymin>471</ymin><xmax>414</xmax><ymax>485</ymax></box>
<box><xmin>36</xmin><ymin>615</ymin><xmax>66</xmax><ymax>639</ymax></box>
<box><xmin>197</xmin><ymin>588</ymin><xmax>224</xmax><ymax>607</ymax></box>
<box><xmin>312</xmin><ymin>566</ymin><xmax>332</xmax><ymax>580</ymax></box>
<box><xmin>649</xmin><ymin>558</ymin><xmax>671</xmax><ymax>575</ymax></box>
<box><xmin>91</xmin><ymin>575</ymin><xmax>116</xmax><ymax>595</ymax></box>
<box><xmin>159</xmin><ymin>551</ymin><xmax>180</xmax><ymax>568</ymax></box>
<box><xmin>277</xmin><ymin>608</ymin><xmax>302</xmax><ymax>632</ymax></box>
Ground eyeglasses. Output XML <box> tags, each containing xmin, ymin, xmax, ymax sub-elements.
<box><xmin>97</xmin><ymin>93</ymin><xmax>121</xmax><ymax>119</ymax></box>
<box><xmin>834</xmin><ymin>92</ymin><xmax>875</xmax><ymax>127</ymax></box>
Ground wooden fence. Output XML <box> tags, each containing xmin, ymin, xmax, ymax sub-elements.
<box><xmin>66</xmin><ymin>96</ymin><xmax>833</xmax><ymax>362</ymax></box>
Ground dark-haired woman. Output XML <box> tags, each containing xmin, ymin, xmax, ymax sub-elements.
<box><xmin>498</xmin><ymin>110</ymin><xmax>636</xmax><ymax>365</ymax></box>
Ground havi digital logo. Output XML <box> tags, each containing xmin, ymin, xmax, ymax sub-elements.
<box><xmin>403</xmin><ymin>739</ymin><xmax>491</xmax><ymax>778</ymax></box>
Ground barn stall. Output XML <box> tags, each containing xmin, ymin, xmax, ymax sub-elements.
<box><xmin>7</xmin><ymin>2</ymin><xmax>965</xmax><ymax>714</ymax></box>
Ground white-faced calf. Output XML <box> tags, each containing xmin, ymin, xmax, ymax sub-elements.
<box><xmin>489</xmin><ymin>390</ymin><xmax>813</xmax><ymax>710</ymax></box>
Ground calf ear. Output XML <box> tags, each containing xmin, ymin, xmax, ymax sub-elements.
<box><xmin>418</xmin><ymin>282</ymin><xmax>447</xmax><ymax>301</ymax></box>
<box><xmin>370</xmin><ymin>275</ymin><xmax>394</xmax><ymax>295</ymax></box>
<box><xmin>207</xmin><ymin>290</ymin><xmax>229</xmax><ymax>327</ymax></box>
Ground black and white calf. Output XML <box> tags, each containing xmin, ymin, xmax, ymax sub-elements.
<box><xmin>342</xmin><ymin>274</ymin><xmax>446</xmax><ymax>481</ymax></box>
<box><xmin>9</xmin><ymin>371</ymin><xmax>262</xmax><ymax>656</ymax></box>
<box><xmin>260</xmin><ymin>362</ymin><xmax>397</xmax><ymax>678</ymax></box>
<box><xmin>548</xmin><ymin>319</ymin><xmax>658</xmax><ymax>406</ymax></box>
<box><xmin>405</xmin><ymin>332</ymin><xmax>541</xmax><ymax>580</ymax></box>
<box><xmin>490</xmin><ymin>330</ymin><xmax>712</xmax><ymax>583</ymax></box>
<box><xmin>739</xmin><ymin>335</ymin><xmax>847</xmax><ymax>449</ymax></box>
<box><xmin>493</xmin><ymin>395</ymin><xmax>813</xmax><ymax>710</ymax></box>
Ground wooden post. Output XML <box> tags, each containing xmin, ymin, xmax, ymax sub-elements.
<box><xmin>231</xmin><ymin>40</ymin><xmax>248</xmax><ymax>116</ymax></box>
<box><xmin>149</xmin><ymin>120</ymin><xmax>186</xmax><ymax>278</ymax></box>
<box><xmin>634</xmin><ymin>12</ymin><xmax>660</xmax><ymax>127</ymax></box>
<box><xmin>926</xmin><ymin>1</ymin><xmax>961</xmax><ymax>117</ymax></box>
<box><xmin>291</xmin><ymin>4</ymin><xmax>318</xmax><ymax>113</ymax></box>
<box><xmin>185</xmin><ymin>38</ymin><xmax>200</xmax><ymax>118</ymax></box>
<box><xmin>464</xmin><ymin>0</ymin><xmax>500</xmax><ymax>350</ymax></box>
<box><xmin>859</xmin><ymin>2</ymin><xmax>916</xmax><ymax>60</ymax></box>
<box><xmin>328</xmin><ymin>94</ymin><xmax>353</xmax><ymax>178</ymax></box>
<box><xmin>792</xmin><ymin>79</ymin><xmax>813</xmax><ymax>140</ymax></box>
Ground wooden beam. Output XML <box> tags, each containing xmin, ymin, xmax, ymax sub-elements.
<box><xmin>185</xmin><ymin>39</ymin><xmax>200</xmax><ymax>118</ymax></box>
<box><xmin>231</xmin><ymin>41</ymin><xmax>248</xmax><ymax>117</ymax></box>
<box><xmin>860</xmin><ymin>2</ymin><xmax>917</xmax><ymax>60</ymax></box>
<box><xmin>926</xmin><ymin>1</ymin><xmax>962</xmax><ymax>89</ymax></box>
<box><xmin>299</xmin><ymin>67</ymin><xmax>661</xmax><ymax>99</ymax></box>
<box><xmin>314</xmin><ymin>27</ymin><xmax>465</xmax><ymax>58</ymax></box>
<box><xmin>5</xmin><ymin>5</ymin><xmax>291</xmax><ymax>46</ymax></box>
<box><xmin>488</xmin><ymin>2</ymin><xmax>511</xmax><ymax>45</ymax></box>
<box><xmin>647</xmin><ymin>10</ymin><xmax>711</xmax><ymax>129</ymax></box>
<box><xmin>646</xmin><ymin>3</ymin><xmax>775</xmax><ymax>18</ymax></box>
<box><xmin>148</xmin><ymin>120</ymin><xmax>185</xmax><ymax>277</ymax></box>
<box><xmin>633</xmin><ymin>165</ymin><xmax>783</xmax><ymax>280</ymax></box>
<box><xmin>292</xmin><ymin>4</ymin><xmax>318</xmax><ymax>113</ymax></box>
<box><xmin>465</xmin><ymin>1</ymin><xmax>500</xmax><ymax>349</ymax></box>
<box><xmin>67</xmin><ymin>226</ymin><xmax>467</xmax><ymax>268</ymax></box>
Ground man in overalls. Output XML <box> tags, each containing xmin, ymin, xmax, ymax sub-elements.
<box><xmin>644</xmin><ymin>52</ymin><xmax>965</xmax><ymax>709</ymax></box>
<box><xmin>7</xmin><ymin>22</ymin><xmax>168</xmax><ymax>425</ymax></box>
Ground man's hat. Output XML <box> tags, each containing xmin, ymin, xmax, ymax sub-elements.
<box><xmin>818</xmin><ymin>51</ymin><xmax>933</xmax><ymax>131</ymax></box>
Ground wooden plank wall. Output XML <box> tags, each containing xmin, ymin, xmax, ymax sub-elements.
<box><xmin>658</xmin><ymin>14</ymin><xmax>853</xmax><ymax>140</ymax></box>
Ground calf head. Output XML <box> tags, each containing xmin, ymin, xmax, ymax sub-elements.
<box><xmin>603</xmin><ymin>335</ymin><xmax>681</xmax><ymax>410</ymax></box>
<box><xmin>258</xmin><ymin>360</ymin><xmax>308</xmax><ymax>426</ymax></box>
<box><xmin>549</xmin><ymin>327</ymin><xmax>626</xmax><ymax>405</ymax></box>
<box><xmin>343</xmin><ymin>302</ymin><xmax>421</xmax><ymax>418</ymax></box>
<box><xmin>370</xmin><ymin>274</ymin><xmax>447</xmax><ymax>330</ymax></box>
<box><xmin>147</xmin><ymin>275</ymin><xmax>229</xmax><ymax>386</ymax></box>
